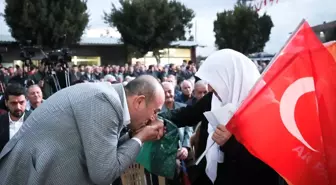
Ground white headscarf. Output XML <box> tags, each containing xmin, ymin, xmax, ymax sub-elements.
<box><xmin>195</xmin><ymin>49</ymin><xmax>261</xmax><ymax>183</ymax></box>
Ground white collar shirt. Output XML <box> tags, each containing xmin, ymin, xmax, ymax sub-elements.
<box><xmin>8</xmin><ymin>113</ymin><xmax>25</xmax><ymax>139</ymax></box>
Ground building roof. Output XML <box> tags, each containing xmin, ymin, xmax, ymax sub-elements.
<box><xmin>312</xmin><ymin>21</ymin><xmax>336</xmax><ymax>33</ymax></box>
<box><xmin>170</xmin><ymin>40</ymin><xmax>198</xmax><ymax>47</ymax></box>
<box><xmin>248</xmin><ymin>52</ymin><xmax>275</xmax><ymax>61</ymax></box>
<box><xmin>0</xmin><ymin>34</ymin><xmax>198</xmax><ymax>47</ymax></box>
<box><xmin>79</xmin><ymin>37</ymin><xmax>122</xmax><ymax>45</ymax></box>
<box><xmin>249</xmin><ymin>52</ymin><xmax>275</xmax><ymax>58</ymax></box>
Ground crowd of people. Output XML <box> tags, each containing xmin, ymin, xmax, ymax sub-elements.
<box><xmin>0</xmin><ymin>58</ymin><xmax>268</xmax><ymax>98</ymax></box>
<box><xmin>0</xmin><ymin>58</ymin><xmax>206</xmax><ymax>184</ymax></box>
<box><xmin>0</xmin><ymin>53</ymin><xmax>281</xmax><ymax>185</ymax></box>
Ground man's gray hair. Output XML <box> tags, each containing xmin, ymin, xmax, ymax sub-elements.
<box><xmin>180</xmin><ymin>80</ymin><xmax>193</xmax><ymax>89</ymax></box>
<box><xmin>195</xmin><ymin>80</ymin><xmax>208</xmax><ymax>88</ymax></box>
<box><xmin>161</xmin><ymin>81</ymin><xmax>174</xmax><ymax>90</ymax></box>
<box><xmin>124</xmin><ymin>75</ymin><xmax>160</xmax><ymax>103</ymax></box>
<box><xmin>27</xmin><ymin>84</ymin><xmax>41</xmax><ymax>91</ymax></box>
<box><xmin>167</xmin><ymin>74</ymin><xmax>176</xmax><ymax>80</ymax></box>
<box><xmin>104</xmin><ymin>74</ymin><xmax>116</xmax><ymax>82</ymax></box>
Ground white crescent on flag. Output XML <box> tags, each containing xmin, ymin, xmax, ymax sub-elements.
<box><xmin>279</xmin><ymin>77</ymin><xmax>318</xmax><ymax>152</ymax></box>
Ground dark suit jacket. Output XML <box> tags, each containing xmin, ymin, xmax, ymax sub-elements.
<box><xmin>159</xmin><ymin>92</ymin><xmax>280</xmax><ymax>185</ymax></box>
<box><xmin>70</xmin><ymin>72</ymin><xmax>82</xmax><ymax>83</ymax></box>
<box><xmin>0</xmin><ymin>111</ymin><xmax>31</xmax><ymax>152</ymax></box>
<box><xmin>8</xmin><ymin>75</ymin><xmax>28</xmax><ymax>87</ymax></box>
<box><xmin>80</xmin><ymin>73</ymin><xmax>97</xmax><ymax>82</ymax></box>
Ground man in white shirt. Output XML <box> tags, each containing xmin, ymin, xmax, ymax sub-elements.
<box><xmin>0</xmin><ymin>83</ymin><xmax>31</xmax><ymax>152</ymax></box>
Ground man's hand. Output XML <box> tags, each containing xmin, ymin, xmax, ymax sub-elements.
<box><xmin>212</xmin><ymin>124</ymin><xmax>232</xmax><ymax>146</ymax></box>
<box><xmin>177</xmin><ymin>147</ymin><xmax>188</xmax><ymax>160</ymax></box>
<box><xmin>134</xmin><ymin>119</ymin><xmax>164</xmax><ymax>142</ymax></box>
<box><xmin>150</xmin><ymin>119</ymin><xmax>165</xmax><ymax>138</ymax></box>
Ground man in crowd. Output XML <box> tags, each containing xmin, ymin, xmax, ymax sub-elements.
<box><xmin>166</xmin><ymin>74</ymin><xmax>182</xmax><ymax>99</ymax></box>
<box><xmin>26</xmin><ymin>85</ymin><xmax>43</xmax><ymax>111</ymax></box>
<box><xmin>70</xmin><ymin>65</ymin><xmax>81</xmax><ymax>83</ymax></box>
<box><xmin>0</xmin><ymin>75</ymin><xmax>165</xmax><ymax>185</ymax></box>
<box><xmin>0</xmin><ymin>83</ymin><xmax>31</xmax><ymax>152</ymax></box>
<box><xmin>176</xmin><ymin>80</ymin><xmax>196</xmax><ymax>104</ymax></box>
<box><xmin>104</xmin><ymin>74</ymin><xmax>118</xmax><ymax>84</ymax></box>
<box><xmin>8</xmin><ymin>66</ymin><xmax>27</xmax><ymax>87</ymax></box>
<box><xmin>159</xmin><ymin>81</ymin><xmax>193</xmax><ymax>185</ymax></box>
<box><xmin>29</xmin><ymin>61</ymin><xmax>53</xmax><ymax>99</ymax></box>
<box><xmin>80</xmin><ymin>66</ymin><xmax>96</xmax><ymax>81</ymax></box>
<box><xmin>161</xmin><ymin>82</ymin><xmax>193</xmax><ymax>161</ymax></box>
<box><xmin>186</xmin><ymin>80</ymin><xmax>208</xmax><ymax>105</ymax></box>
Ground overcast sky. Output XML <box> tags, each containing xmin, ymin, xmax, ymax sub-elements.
<box><xmin>0</xmin><ymin>0</ymin><xmax>335</xmax><ymax>56</ymax></box>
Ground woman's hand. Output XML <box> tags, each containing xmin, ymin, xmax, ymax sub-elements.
<box><xmin>177</xmin><ymin>147</ymin><xmax>189</xmax><ymax>160</ymax></box>
<box><xmin>212</xmin><ymin>124</ymin><xmax>232</xmax><ymax>146</ymax></box>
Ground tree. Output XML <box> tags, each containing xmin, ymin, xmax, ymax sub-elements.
<box><xmin>4</xmin><ymin>0</ymin><xmax>89</xmax><ymax>49</ymax></box>
<box><xmin>104</xmin><ymin>0</ymin><xmax>195</xmax><ymax>63</ymax></box>
<box><xmin>214</xmin><ymin>3</ymin><xmax>273</xmax><ymax>55</ymax></box>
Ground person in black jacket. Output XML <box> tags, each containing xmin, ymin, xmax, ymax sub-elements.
<box><xmin>0</xmin><ymin>83</ymin><xmax>32</xmax><ymax>152</ymax></box>
<box><xmin>159</xmin><ymin>49</ymin><xmax>282</xmax><ymax>185</ymax></box>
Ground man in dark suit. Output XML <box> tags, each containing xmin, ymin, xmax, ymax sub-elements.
<box><xmin>175</xmin><ymin>80</ymin><xmax>196</xmax><ymax>104</ymax></box>
<box><xmin>70</xmin><ymin>65</ymin><xmax>82</xmax><ymax>84</ymax></box>
<box><xmin>0</xmin><ymin>83</ymin><xmax>31</xmax><ymax>152</ymax></box>
<box><xmin>8</xmin><ymin>66</ymin><xmax>28</xmax><ymax>87</ymax></box>
<box><xmin>80</xmin><ymin>66</ymin><xmax>96</xmax><ymax>82</ymax></box>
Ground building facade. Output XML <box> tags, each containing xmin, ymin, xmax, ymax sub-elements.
<box><xmin>131</xmin><ymin>41</ymin><xmax>197</xmax><ymax>66</ymax></box>
<box><xmin>0</xmin><ymin>35</ymin><xmax>197</xmax><ymax>67</ymax></box>
<box><xmin>312</xmin><ymin>20</ymin><xmax>336</xmax><ymax>43</ymax></box>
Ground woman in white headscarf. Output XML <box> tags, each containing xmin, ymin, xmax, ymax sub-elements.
<box><xmin>159</xmin><ymin>49</ymin><xmax>280</xmax><ymax>185</ymax></box>
<box><xmin>195</xmin><ymin>48</ymin><xmax>265</xmax><ymax>184</ymax></box>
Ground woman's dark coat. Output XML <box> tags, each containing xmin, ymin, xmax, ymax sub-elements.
<box><xmin>159</xmin><ymin>92</ymin><xmax>282</xmax><ymax>185</ymax></box>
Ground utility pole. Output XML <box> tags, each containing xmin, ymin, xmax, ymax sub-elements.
<box><xmin>194</xmin><ymin>20</ymin><xmax>197</xmax><ymax>42</ymax></box>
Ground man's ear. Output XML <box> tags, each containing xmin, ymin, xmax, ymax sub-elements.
<box><xmin>5</xmin><ymin>100</ymin><xmax>8</xmax><ymax>108</ymax></box>
<box><xmin>133</xmin><ymin>95</ymin><xmax>146</xmax><ymax>110</ymax></box>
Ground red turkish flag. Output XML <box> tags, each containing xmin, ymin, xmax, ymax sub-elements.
<box><xmin>226</xmin><ymin>20</ymin><xmax>336</xmax><ymax>185</ymax></box>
